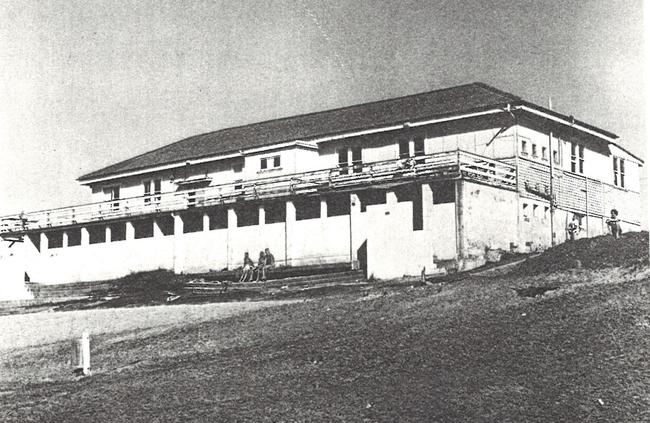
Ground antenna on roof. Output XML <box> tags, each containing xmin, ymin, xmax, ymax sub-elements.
<box><xmin>548</xmin><ymin>96</ymin><xmax>553</xmax><ymax>111</ymax></box>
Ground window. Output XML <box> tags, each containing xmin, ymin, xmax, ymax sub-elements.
<box><xmin>105</xmin><ymin>186</ymin><xmax>120</xmax><ymax>211</ymax></box>
<box><xmin>532</xmin><ymin>204</ymin><xmax>538</xmax><ymax>218</ymax></box>
<box><xmin>571</xmin><ymin>143</ymin><xmax>584</xmax><ymax>173</ymax></box>
<box><xmin>553</xmin><ymin>150</ymin><xmax>559</xmax><ymax>165</ymax></box>
<box><xmin>144</xmin><ymin>179</ymin><xmax>162</xmax><ymax>205</ymax></box>
<box><xmin>613</xmin><ymin>157</ymin><xmax>625</xmax><ymax>188</ymax></box>
<box><xmin>531</xmin><ymin>144</ymin><xmax>538</xmax><ymax>158</ymax></box>
<box><xmin>620</xmin><ymin>158</ymin><xmax>625</xmax><ymax>187</ymax></box>
<box><xmin>570</xmin><ymin>143</ymin><xmax>576</xmax><ymax>172</ymax></box>
<box><xmin>413</xmin><ymin>137</ymin><xmax>425</xmax><ymax>164</ymax></box>
<box><xmin>522</xmin><ymin>203</ymin><xmax>529</xmax><ymax>218</ymax></box>
<box><xmin>399</xmin><ymin>140</ymin><xmax>409</xmax><ymax>159</ymax></box>
<box><xmin>541</xmin><ymin>146</ymin><xmax>547</xmax><ymax>161</ymax></box>
<box><xmin>337</xmin><ymin>148</ymin><xmax>349</xmax><ymax>174</ymax></box>
<box><xmin>351</xmin><ymin>147</ymin><xmax>362</xmax><ymax>173</ymax></box>
<box><xmin>520</xmin><ymin>140</ymin><xmax>528</xmax><ymax>156</ymax></box>
<box><xmin>260</xmin><ymin>155</ymin><xmax>281</xmax><ymax>171</ymax></box>
<box><xmin>578</xmin><ymin>145</ymin><xmax>584</xmax><ymax>173</ymax></box>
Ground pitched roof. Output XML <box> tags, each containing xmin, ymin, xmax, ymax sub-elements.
<box><xmin>77</xmin><ymin>82</ymin><xmax>623</xmax><ymax>181</ymax></box>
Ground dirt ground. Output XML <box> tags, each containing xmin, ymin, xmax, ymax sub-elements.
<box><xmin>1</xmin><ymin>233</ymin><xmax>648</xmax><ymax>422</ymax></box>
<box><xmin>0</xmin><ymin>300</ymin><xmax>296</xmax><ymax>352</ymax></box>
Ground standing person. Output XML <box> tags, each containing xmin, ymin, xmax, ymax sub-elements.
<box><xmin>606</xmin><ymin>209</ymin><xmax>622</xmax><ymax>239</ymax></box>
<box><xmin>567</xmin><ymin>215</ymin><xmax>581</xmax><ymax>241</ymax></box>
<box><xmin>261</xmin><ymin>247</ymin><xmax>275</xmax><ymax>281</ymax></box>
<box><xmin>239</xmin><ymin>252</ymin><xmax>254</xmax><ymax>282</ymax></box>
<box><xmin>253</xmin><ymin>251</ymin><xmax>266</xmax><ymax>282</ymax></box>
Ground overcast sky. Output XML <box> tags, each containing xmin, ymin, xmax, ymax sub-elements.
<box><xmin>0</xmin><ymin>0</ymin><xmax>645</xmax><ymax>216</ymax></box>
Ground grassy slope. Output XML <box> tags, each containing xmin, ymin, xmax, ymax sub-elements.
<box><xmin>2</xmin><ymin>235</ymin><xmax>649</xmax><ymax>422</ymax></box>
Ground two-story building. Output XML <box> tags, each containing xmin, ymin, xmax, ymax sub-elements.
<box><xmin>0</xmin><ymin>82</ymin><xmax>643</xmax><ymax>299</ymax></box>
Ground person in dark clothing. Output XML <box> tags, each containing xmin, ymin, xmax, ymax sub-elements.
<box><xmin>260</xmin><ymin>247</ymin><xmax>275</xmax><ymax>281</ymax></box>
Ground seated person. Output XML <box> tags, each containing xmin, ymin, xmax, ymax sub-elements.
<box><xmin>253</xmin><ymin>251</ymin><xmax>266</xmax><ymax>282</ymax></box>
<box><xmin>260</xmin><ymin>247</ymin><xmax>275</xmax><ymax>281</ymax></box>
<box><xmin>239</xmin><ymin>252</ymin><xmax>254</xmax><ymax>282</ymax></box>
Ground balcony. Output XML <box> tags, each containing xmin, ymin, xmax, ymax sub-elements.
<box><xmin>0</xmin><ymin>150</ymin><xmax>516</xmax><ymax>234</ymax></box>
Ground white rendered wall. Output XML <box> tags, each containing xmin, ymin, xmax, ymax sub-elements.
<box><xmin>0</xmin><ymin>240</ymin><xmax>33</xmax><ymax>301</ymax></box>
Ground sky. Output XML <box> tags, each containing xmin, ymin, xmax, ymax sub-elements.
<box><xmin>0</xmin><ymin>0</ymin><xmax>646</xmax><ymax>220</ymax></box>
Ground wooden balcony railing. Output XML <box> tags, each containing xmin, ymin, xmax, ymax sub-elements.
<box><xmin>0</xmin><ymin>150</ymin><xmax>516</xmax><ymax>234</ymax></box>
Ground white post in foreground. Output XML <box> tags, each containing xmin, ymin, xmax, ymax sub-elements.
<box><xmin>72</xmin><ymin>330</ymin><xmax>91</xmax><ymax>376</ymax></box>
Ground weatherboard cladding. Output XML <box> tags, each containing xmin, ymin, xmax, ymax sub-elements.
<box><xmin>78</xmin><ymin>83</ymin><xmax>520</xmax><ymax>181</ymax></box>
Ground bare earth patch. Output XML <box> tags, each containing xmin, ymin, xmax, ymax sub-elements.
<box><xmin>0</xmin><ymin>300</ymin><xmax>297</xmax><ymax>352</ymax></box>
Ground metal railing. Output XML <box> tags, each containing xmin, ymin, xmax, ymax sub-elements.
<box><xmin>0</xmin><ymin>150</ymin><xmax>516</xmax><ymax>234</ymax></box>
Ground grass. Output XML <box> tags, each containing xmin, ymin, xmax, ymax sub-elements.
<box><xmin>1</xmin><ymin>234</ymin><xmax>649</xmax><ymax>422</ymax></box>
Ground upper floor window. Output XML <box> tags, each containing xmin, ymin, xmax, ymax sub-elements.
<box><xmin>337</xmin><ymin>148</ymin><xmax>348</xmax><ymax>173</ymax></box>
<box><xmin>553</xmin><ymin>150</ymin><xmax>559</xmax><ymax>165</ymax></box>
<box><xmin>399</xmin><ymin>137</ymin><xmax>425</xmax><ymax>163</ymax></box>
<box><xmin>351</xmin><ymin>146</ymin><xmax>362</xmax><ymax>173</ymax></box>
<box><xmin>520</xmin><ymin>139</ymin><xmax>528</xmax><ymax>156</ymax></box>
<box><xmin>104</xmin><ymin>186</ymin><xmax>120</xmax><ymax>211</ymax></box>
<box><xmin>413</xmin><ymin>137</ymin><xmax>425</xmax><ymax>164</ymax></box>
<box><xmin>144</xmin><ymin>179</ymin><xmax>161</xmax><ymax>205</ymax></box>
<box><xmin>570</xmin><ymin>143</ymin><xmax>584</xmax><ymax>174</ymax></box>
<box><xmin>531</xmin><ymin>144</ymin><xmax>538</xmax><ymax>158</ymax></box>
<box><xmin>260</xmin><ymin>155</ymin><xmax>281</xmax><ymax>171</ymax></box>
<box><xmin>399</xmin><ymin>140</ymin><xmax>409</xmax><ymax>159</ymax></box>
<box><xmin>541</xmin><ymin>146</ymin><xmax>547</xmax><ymax>161</ymax></box>
<box><xmin>613</xmin><ymin>157</ymin><xmax>625</xmax><ymax>188</ymax></box>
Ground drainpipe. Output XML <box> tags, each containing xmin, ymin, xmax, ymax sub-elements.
<box><xmin>548</xmin><ymin>98</ymin><xmax>556</xmax><ymax>246</ymax></box>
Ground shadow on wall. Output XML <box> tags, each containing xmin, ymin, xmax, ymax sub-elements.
<box><xmin>357</xmin><ymin>240</ymin><xmax>367</xmax><ymax>278</ymax></box>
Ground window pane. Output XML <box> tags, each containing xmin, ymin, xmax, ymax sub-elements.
<box><xmin>352</xmin><ymin>147</ymin><xmax>362</xmax><ymax>162</ymax></box>
<box><xmin>352</xmin><ymin>147</ymin><xmax>362</xmax><ymax>173</ymax></box>
<box><xmin>273</xmin><ymin>156</ymin><xmax>281</xmax><ymax>167</ymax></box>
<box><xmin>260</xmin><ymin>158</ymin><xmax>267</xmax><ymax>170</ymax></box>
<box><xmin>154</xmin><ymin>179</ymin><xmax>161</xmax><ymax>193</ymax></box>
<box><xmin>414</xmin><ymin>137</ymin><xmax>424</xmax><ymax>155</ymax></box>
<box><xmin>144</xmin><ymin>181</ymin><xmax>151</xmax><ymax>195</ymax></box>
<box><xmin>399</xmin><ymin>140</ymin><xmax>409</xmax><ymax>158</ymax></box>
